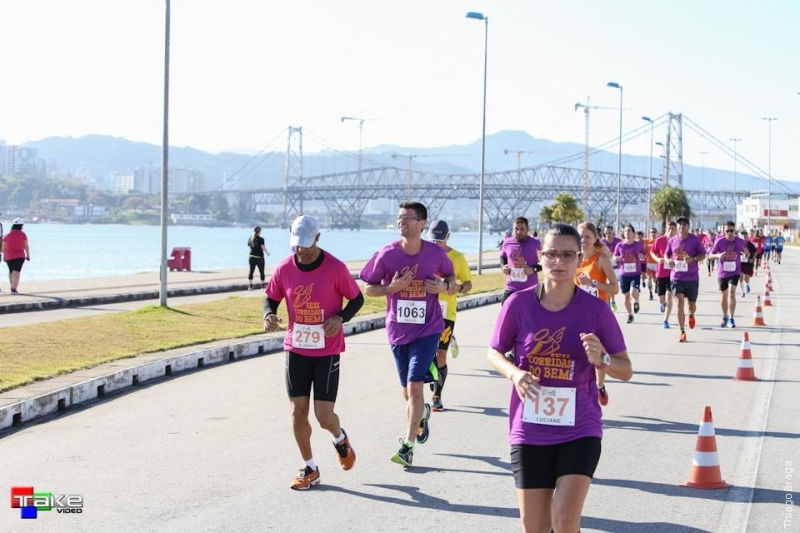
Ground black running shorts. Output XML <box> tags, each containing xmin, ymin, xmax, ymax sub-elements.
<box><xmin>438</xmin><ymin>319</ymin><xmax>456</xmax><ymax>351</ymax></box>
<box><xmin>285</xmin><ymin>351</ymin><xmax>340</xmax><ymax>402</ymax></box>
<box><xmin>511</xmin><ymin>437</ymin><xmax>602</xmax><ymax>489</ymax></box>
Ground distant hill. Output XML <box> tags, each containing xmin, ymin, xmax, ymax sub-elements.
<box><xmin>23</xmin><ymin>132</ymin><xmax>797</xmax><ymax>195</ymax></box>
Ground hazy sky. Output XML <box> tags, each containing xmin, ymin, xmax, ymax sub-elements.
<box><xmin>1</xmin><ymin>1</ymin><xmax>798</xmax><ymax>180</ymax></box>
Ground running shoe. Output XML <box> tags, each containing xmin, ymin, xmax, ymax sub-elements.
<box><xmin>333</xmin><ymin>429</ymin><xmax>356</xmax><ymax>471</ymax></box>
<box><xmin>598</xmin><ymin>386</ymin><xmax>609</xmax><ymax>407</ymax></box>
<box><xmin>660</xmin><ymin>302</ymin><xmax>666</xmax><ymax>313</ymax></box>
<box><xmin>728</xmin><ymin>318</ymin><xmax>736</xmax><ymax>329</ymax></box>
<box><xmin>633</xmin><ymin>301</ymin><xmax>640</xmax><ymax>314</ymax></box>
<box><xmin>448</xmin><ymin>335</ymin><xmax>459</xmax><ymax>359</ymax></box>
<box><xmin>417</xmin><ymin>403</ymin><xmax>432</xmax><ymax>444</ymax></box>
<box><xmin>248</xmin><ymin>284</ymin><xmax>253</xmax><ymax>291</ymax></box>
<box><xmin>662</xmin><ymin>320</ymin><xmax>670</xmax><ymax>329</ymax></box>
<box><xmin>688</xmin><ymin>315</ymin><xmax>696</xmax><ymax>329</ymax></box>
<box><xmin>391</xmin><ymin>440</ymin><xmax>413</xmax><ymax>467</ymax></box>
<box><xmin>626</xmin><ymin>314</ymin><xmax>634</xmax><ymax>324</ymax></box>
<box><xmin>10</xmin><ymin>289</ymin><xmax>19</xmax><ymax>295</ymax></box>
<box><xmin>611</xmin><ymin>300</ymin><xmax>617</xmax><ymax>312</ymax></box>
<box><xmin>290</xmin><ymin>466</ymin><xmax>321</xmax><ymax>491</ymax></box>
<box><xmin>720</xmin><ymin>317</ymin><xmax>729</xmax><ymax>328</ymax></box>
<box><xmin>432</xmin><ymin>396</ymin><xmax>444</xmax><ymax>412</ymax></box>
<box><xmin>679</xmin><ymin>331</ymin><xmax>687</xmax><ymax>343</ymax></box>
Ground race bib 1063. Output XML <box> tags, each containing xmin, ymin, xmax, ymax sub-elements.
<box><xmin>397</xmin><ymin>300</ymin><xmax>426</xmax><ymax>324</ymax></box>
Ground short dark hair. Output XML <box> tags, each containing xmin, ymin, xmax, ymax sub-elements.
<box><xmin>513</xmin><ymin>217</ymin><xmax>529</xmax><ymax>228</ymax></box>
<box><xmin>399</xmin><ymin>201</ymin><xmax>427</xmax><ymax>221</ymax></box>
<box><xmin>544</xmin><ymin>223</ymin><xmax>581</xmax><ymax>251</ymax></box>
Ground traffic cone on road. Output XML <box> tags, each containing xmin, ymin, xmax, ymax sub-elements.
<box><xmin>734</xmin><ymin>331</ymin><xmax>759</xmax><ymax>381</ymax></box>
<box><xmin>751</xmin><ymin>296</ymin><xmax>766</xmax><ymax>326</ymax></box>
<box><xmin>680</xmin><ymin>406</ymin><xmax>732</xmax><ymax>490</ymax></box>
<box><xmin>767</xmin><ymin>273</ymin><xmax>773</xmax><ymax>292</ymax></box>
<box><xmin>763</xmin><ymin>287</ymin><xmax>772</xmax><ymax>307</ymax></box>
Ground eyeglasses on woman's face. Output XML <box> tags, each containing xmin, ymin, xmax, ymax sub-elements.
<box><xmin>541</xmin><ymin>250</ymin><xmax>581</xmax><ymax>263</ymax></box>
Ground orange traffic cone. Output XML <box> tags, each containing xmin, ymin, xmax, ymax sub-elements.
<box><xmin>763</xmin><ymin>287</ymin><xmax>772</xmax><ymax>307</ymax></box>
<box><xmin>767</xmin><ymin>274</ymin><xmax>773</xmax><ymax>292</ymax></box>
<box><xmin>751</xmin><ymin>296</ymin><xmax>766</xmax><ymax>326</ymax></box>
<box><xmin>734</xmin><ymin>331</ymin><xmax>759</xmax><ymax>381</ymax></box>
<box><xmin>681</xmin><ymin>406</ymin><xmax>732</xmax><ymax>490</ymax></box>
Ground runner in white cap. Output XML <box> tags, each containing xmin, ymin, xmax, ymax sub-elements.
<box><xmin>262</xmin><ymin>215</ymin><xmax>364</xmax><ymax>490</ymax></box>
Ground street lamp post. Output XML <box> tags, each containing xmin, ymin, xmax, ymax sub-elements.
<box><xmin>341</xmin><ymin>115</ymin><xmax>365</xmax><ymax>184</ymax></box>
<box><xmin>607</xmin><ymin>82</ymin><xmax>623</xmax><ymax>231</ymax></box>
<box><xmin>699</xmin><ymin>151</ymin><xmax>708</xmax><ymax>230</ymax></box>
<box><xmin>730</xmin><ymin>137</ymin><xmax>741</xmax><ymax>222</ymax></box>
<box><xmin>159</xmin><ymin>0</ymin><xmax>171</xmax><ymax>307</ymax></box>
<box><xmin>762</xmin><ymin>117</ymin><xmax>777</xmax><ymax>232</ymax></box>
<box><xmin>655</xmin><ymin>141</ymin><xmax>666</xmax><ymax>187</ymax></box>
<box><xmin>642</xmin><ymin>116</ymin><xmax>654</xmax><ymax>229</ymax></box>
<box><xmin>466</xmin><ymin>11</ymin><xmax>488</xmax><ymax>274</ymax></box>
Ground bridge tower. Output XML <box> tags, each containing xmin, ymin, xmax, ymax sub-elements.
<box><xmin>283</xmin><ymin>126</ymin><xmax>304</xmax><ymax>223</ymax></box>
<box><xmin>662</xmin><ymin>113</ymin><xmax>684</xmax><ymax>189</ymax></box>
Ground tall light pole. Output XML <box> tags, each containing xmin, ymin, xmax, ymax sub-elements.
<box><xmin>341</xmin><ymin>115</ymin><xmax>365</xmax><ymax>184</ymax></box>
<box><xmin>159</xmin><ymin>0</ymin><xmax>171</xmax><ymax>307</ymax></box>
<box><xmin>699</xmin><ymin>151</ymin><xmax>708</xmax><ymax>230</ymax></box>
<box><xmin>391</xmin><ymin>153</ymin><xmax>418</xmax><ymax>201</ymax></box>
<box><xmin>762</xmin><ymin>117</ymin><xmax>777</xmax><ymax>232</ymax></box>
<box><xmin>466</xmin><ymin>11</ymin><xmax>488</xmax><ymax>274</ymax></box>
<box><xmin>642</xmin><ymin>116</ymin><xmax>654</xmax><ymax>229</ymax></box>
<box><xmin>607</xmin><ymin>81</ymin><xmax>623</xmax><ymax>231</ymax></box>
<box><xmin>730</xmin><ymin>137</ymin><xmax>741</xmax><ymax>222</ymax></box>
<box><xmin>655</xmin><ymin>141</ymin><xmax>666</xmax><ymax>187</ymax></box>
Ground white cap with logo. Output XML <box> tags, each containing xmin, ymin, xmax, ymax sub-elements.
<box><xmin>13</xmin><ymin>218</ymin><xmax>24</xmax><ymax>225</ymax></box>
<box><xmin>290</xmin><ymin>215</ymin><xmax>319</xmax><ymax>248</ymax></box>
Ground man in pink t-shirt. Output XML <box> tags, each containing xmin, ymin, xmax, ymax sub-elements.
<box><xmin>360</xmin><ymin>201</ymin><xmax>455</xmax><ymax>468</ymax></box>
<box><xmin>649</xmin><ymin>220</ymin><xmax>677</xmax><ymax>329</ymax></box>
<box><xmin>263</xmin><ymin>215</ymin><xmax>364</xmax><ymax>491</ymax></box>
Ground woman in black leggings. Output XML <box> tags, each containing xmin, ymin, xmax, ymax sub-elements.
<box><xmin>247</xmin><ymin>227</ymin><xmax>270</xmax><ymax>290</ymax></box>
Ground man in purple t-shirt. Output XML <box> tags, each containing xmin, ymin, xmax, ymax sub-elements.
<box><xmin>613</xmin><ymin>225</ymin><xmax>647</xmax><ymax>324</ymax></box>
<box><xmin>500</xmin><ymin>216</ymin><xmax>541</xmax><ymax>304</ymax></box>
<box><xmin>665</xmin><ymin>217</ymin><xmax>707</xmax><ymax>342</ymax></box>
<box><xmin>709</xmin><ymin>220</ymin><xmax>750</xmax><ymax>329</ymax></box>
<box><xmin>360</xmin><ymin>201</ymin><xmax>455</xmax><ymax>468</ymax></box>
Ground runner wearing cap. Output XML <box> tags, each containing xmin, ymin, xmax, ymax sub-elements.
<box><xmin>612</xmin><ymin>225</ymin><xmax>647</xmax><ymax>324</ymax></box>
<box><xmin>709</xmin><ymin>221</ymin><xmax>749</xmax><ymax>329</ymax></box>
<box><xmin>427</xmin><ymin>219</ymin><xmax>472</xmax><ymax>412</ymax></box>
<box><xmin>665</xmin><ymin>217</ymin><xmax>707</xmax><ymax>342</ymax></box>
<box><xmin>601</xmin><ymin>226</ymin><xmax>622</xmax><ymax>311</ymax></box>
<box><xmin>739</xmin><ymin>231</ymin><xmax>756</xmax><ymax>297</ymax></box>
<box><xmin>262</xmin><ymin>215</ymin><xmax>365</xmax><ymax>490</ymax></box>
<box><xmin>651</xmin><ymin>221</ymin><xmax>678</xmax><ymax>328</ymax></box>
<box><xmin>499</xmin><ymin>217</ymin><xmax>541</xmax><ymax>304</ymax></box>
<box><xmin>360</xmin><ymin>201</ymin><xmax>455</xmax><ymax>467</ymax></box>
<box><xmin>488</xmin><ymin>223</ymin><xmax>632</xmax><ymax>533</ymax></box>
<box><xmin>575</xmin><ymin>221</ymin><xmax>619</xmax><ymax>406</ymax></box>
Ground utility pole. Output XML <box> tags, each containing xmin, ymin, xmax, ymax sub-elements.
<box><xmin>574</xmin><ymin>97</ymin><xmax>621</xmax><ymax>220</ymax></box>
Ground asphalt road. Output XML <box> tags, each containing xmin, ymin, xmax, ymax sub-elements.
<box><xmin>1</xmin><ymin>250</ymin><xmax>797</xmax><ymax>532</ymax></box>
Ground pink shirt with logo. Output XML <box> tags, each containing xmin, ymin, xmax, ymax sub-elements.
<box><xmin>360</xmin><ymin>240</ymin><xmax>454</xmax><ymax>345</ymax></box>
<box><xmin>266</xmin><ymin>251</ymin><xmax>361</xmax><ymax>357</ymax></box>
<box><xmin>651</xmin><ymin>235</ymin><xmax>671</xmax><ymax>278</ymax></box>
<box><xmin>711</xmin><ymin>236</ymin><xmax>747</xmax><ymax>279</ymax></box>
<box><xmin>490</xmin><ymin>288</ymin><xmax>626</xmax><ymax>446</ymax></box>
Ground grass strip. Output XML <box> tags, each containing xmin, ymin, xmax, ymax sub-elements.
<box><xmin>0</xmin><ymin>272</ymin><xmax>507</xmax><ymax>392</ymax></box>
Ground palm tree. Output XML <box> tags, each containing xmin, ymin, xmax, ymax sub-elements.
<box><xmin>651</xmin><ymin>185</ymin><xmax>692</xmax><ymax>232</ymax></box>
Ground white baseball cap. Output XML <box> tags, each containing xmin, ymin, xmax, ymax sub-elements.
<box><xmin>289</xmin><ymin>215</ymin><xmax>319</xmax><ymax>248</ymax></box>
<box><xmin>13</xmin><ymin>217</ymin><xmax>24</xmax><ymax>225</ymax></box>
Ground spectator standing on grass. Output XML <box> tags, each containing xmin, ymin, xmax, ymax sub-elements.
<box><xmin>3</xmin><ymin>218</ymin><xmax>30</xmax><ymax>295</ymax></box>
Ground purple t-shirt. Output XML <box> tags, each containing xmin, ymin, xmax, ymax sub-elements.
<box><xmin>489</xmin><ymin>287</ymin><xmax>627</xmax><ymax>446</ymax></box>
<box><xmin>711</xmin><ymin>236</ymin><xmax>746</xmax><ymax>279</ymax></box>
<box><xmin>602</xmin><ymin>237</ymin><xmax>622</xmax><ymax>253</ymax></box>
<box><xmin>665</xmin><ymin>234</ymin><xmax>706</xmax><ymax>282</ymax></box>
<box><xmin>613</xmin><ymin>241</ymin><xmax>646</xmax><ymax>278</ymax></box>
<box><xmin>500</xmin><ymin>236</ymin><xmax>541</xmax><ymax>291</ymax></box>
<box><xmin>359</xmin><ymin>240</ymin><xmax>454</xmax><ymax>345</ymax></box>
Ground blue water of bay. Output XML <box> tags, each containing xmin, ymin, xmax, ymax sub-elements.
<box><xmin>16</xmin><ymin>224</ymin><xmax>496</xmax><ymax>282</ymax></box>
